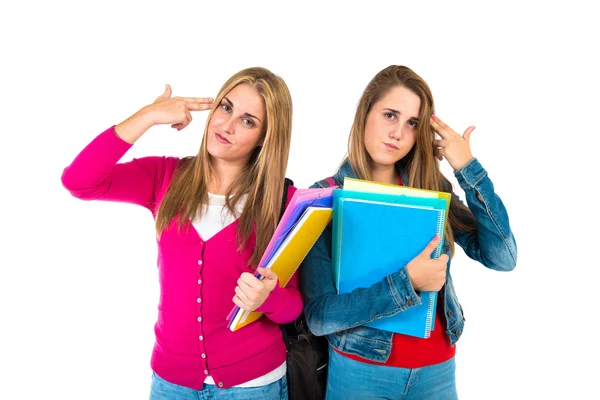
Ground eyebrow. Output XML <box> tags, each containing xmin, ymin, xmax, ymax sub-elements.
<box><xmin>384</xmin><ymin>108</ymin><xmax>419</xmax><ymax>121</ymax></box>
<box><xmin>223</xmin><ymin>97</ymin><xmax>262</xmax><ymax>123</ymax></box>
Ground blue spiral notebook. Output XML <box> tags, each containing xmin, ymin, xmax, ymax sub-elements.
<box><xmin>333</xmin><ymin>190</ymin><xmax>448</xmax><ymax>338</ymax></box>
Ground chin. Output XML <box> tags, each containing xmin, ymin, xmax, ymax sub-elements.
<box><xmin>371</xmin><ymin>153</ymin><xmax>399</xmax><ymax>167</ymax></box>
<box><xmin>207</xmin><ymin>144</ymin><xmax>224</xmax><ymax>159</ymax></box>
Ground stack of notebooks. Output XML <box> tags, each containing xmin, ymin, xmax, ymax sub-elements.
<box><xmin>227</xmin><ymin>186</ymin><xmax>336</xmax><ymax>332</ymax></box>
<box><xmin>332</xmin><ymin>178</ymin><xmax>451</xmax><ymax>339</ymax></box>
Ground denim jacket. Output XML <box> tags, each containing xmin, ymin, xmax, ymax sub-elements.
<box><xmin>300</xmin><ymin>158</ymin><xmax>517</xmax><ymax>362</ymax></box>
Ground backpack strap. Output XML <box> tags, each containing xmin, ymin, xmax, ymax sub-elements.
<box><xmin>316</xmin><ymin>176</ymin><xmax>337</xmax><ymax>188</ymax></box>
<box><xmin>279</xmin><ymin>178</ymin><xmax>294</xmax><ymax>221</ymax></box>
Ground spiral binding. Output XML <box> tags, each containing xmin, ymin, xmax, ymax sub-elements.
<box><xmin>424</xmin><ymin>292</ymin><xmax>436</xmax><ymax>338</ymax></box>
<box><xmin>425</xmin><ymin>211</ymin><xmax>446</xmax><ymax>338</ymax></box>
<box><xmin>435</xmin><ymin>212</ymin><xmax>445</xmax><ymax>258</ymax></box>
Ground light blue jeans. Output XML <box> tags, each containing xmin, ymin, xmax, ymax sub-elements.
<box><xmin>150</xmin><ymin>372</ymin><xmax>288</xmax><ymax>400</ymax></box>
<box><xmin>326</xmin><ymin>347</ymin><xmax>458</xmax><ymax>400</ymax></box>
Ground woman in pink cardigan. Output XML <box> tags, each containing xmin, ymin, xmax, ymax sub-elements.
<box><xmin>61</xmin><ymin>67</ymin><xmax>301</xmax><ymax>399</ymax></box>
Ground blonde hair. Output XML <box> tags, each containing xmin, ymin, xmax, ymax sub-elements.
<box><xmin>346</xmin><ymin>65</ymin><xmax>475</xmax><ymax>254</ymax></box>
<box><xmin>156</xmin><ymin>67</ymin><xmax>293</xmax><ymax>267</ymax></box>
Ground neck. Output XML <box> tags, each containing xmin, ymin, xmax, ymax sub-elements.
<box><xmin>370</xmin><ymin>163</ymin><xmax>398</xmax><ymax>185</ymax></box>
<box><xmin>208</xmin><ymin>157</ymin><xmax>248</xmax><ymax>195</ymax></box>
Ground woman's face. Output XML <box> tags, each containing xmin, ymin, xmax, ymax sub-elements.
<box><xmin>207</xmin><ymin>83</ymin><xmax>266</xmax><ymax>165</ymax></box>
<box><xmin>364</xmin><ymin>85</ymin><xmax>421</xmax><ymax>168</ymax></box>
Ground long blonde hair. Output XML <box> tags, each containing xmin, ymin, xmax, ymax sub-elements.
<box><xmin>156</xmin><ymin>67</ymin><xmax>293</xmax><ymax>267</ymax></box>
<box><xmin>346</xmin><ymin>65</ymin><xmax>475</xmax><ymax>254</ymax></box>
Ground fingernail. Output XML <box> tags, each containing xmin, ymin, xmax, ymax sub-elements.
<box><xmin>431</xmin><ymin>114</ymin><xmax>436</xmax><ymax>119</ymax></box>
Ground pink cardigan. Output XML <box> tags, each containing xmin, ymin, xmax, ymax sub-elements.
<box><xmin>61</xmin><ymin>126</ymin><xmax>303</xmax><ymax>389</ymax></box>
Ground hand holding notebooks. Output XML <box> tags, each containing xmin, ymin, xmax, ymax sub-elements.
<box><xmin>227</xmin><ymin>187</ymin><xmax>336</xmax><ymax>332</ymax></box>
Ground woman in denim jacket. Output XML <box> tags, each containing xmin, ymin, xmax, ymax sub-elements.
<box><xmin>300</xmin><ymin>65</ymin><xmax>517</xmax><ymax>400</ymax></box>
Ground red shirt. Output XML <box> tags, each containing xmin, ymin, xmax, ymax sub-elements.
<box><xmin>335</xmin><ymin>174</ymin><xmax>455</xmax><ymax>368</ymax></box>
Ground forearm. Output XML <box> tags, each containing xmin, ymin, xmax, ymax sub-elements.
<box><xmin>61</xmin><ymin>126</ymin><xmax>167</xmax><ymax>208</ymax></box>
<box><xmin>301</xmin><ymin>233</ymin><xmax>420</xmax><ymax>336</ymax></box>
<box><xmin>61</xmin><ymin>126</ymin><xmax>133</xmax><ymax>198</ymax></box>
<box><xmin>256</xmin><ymin>273</ymin><xmax>303</xmax><ymax>324</ymax></box>
<box><xmin>256</xmin><ymin>284</ymin><xmax>303</xmax><ymax>324</ymax></box>
<box><xmin>454</xmin><ymin>158</ymin><xmax>517</xmax><ymax>270</ymax></box>
<box><xmin>114</xmin><ymin>108</ymin><xmax>155</xmax><ymax>144</ymax></box>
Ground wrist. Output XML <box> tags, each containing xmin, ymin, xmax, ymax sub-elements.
<box><xmin>453</xmin><ymin>156</ymin><xmax>474</xmax><ymax>172</ymax></box>
<box><xmin>115</xmin><ymin>108</ymin><xmax>154</xmax><ymax>144</ymax></box>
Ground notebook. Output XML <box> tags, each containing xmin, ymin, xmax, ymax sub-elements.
<box><xmin>259</xmin><ymin>186</ymin><xmax>336</xmax><ymax>269</ymax></box>
<box><xmin>344</xmin><ymin>177</ymin><xmax>451</xmax><ymax>212</ymax></box>
<box><xmin>333</xmin><ymin>186</ymin><xmax>448</xmax><ymax>338</ymax></box>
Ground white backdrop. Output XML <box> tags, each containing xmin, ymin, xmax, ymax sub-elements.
<box><xmin>1</xmin><ymin>1</ymin><xmax>598</xmax><ymax>399</ymax></box>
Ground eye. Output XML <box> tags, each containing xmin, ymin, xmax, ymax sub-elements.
<box><xmin>408</xmin><ymin>120</ymin><xmax>419</xmax><ymax>128</ymax></box>
<box><xmin>384</xmin><ymin>112</ymin><xmax>396</xmax><ymax>121</ymax></box>
<box><xmin>220</xmin><ymin>103</ymin><xmax>231</xmax><ymax>112</ymax></box>
<box><xmin>242</xmin><ymin>118</ymin><xmax>255</xmax><ymax>127</ymax></box>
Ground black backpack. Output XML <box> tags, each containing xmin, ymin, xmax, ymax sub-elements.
<box><xmin>279</xmin><ymin>178</ymin><xmax>329</xmax><ymax>400</ymax></box>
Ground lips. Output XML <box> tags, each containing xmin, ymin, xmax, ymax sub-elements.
<box><xmin>384</xmin><ymin>142</ymin><xmax>398</xmax><ymax>150</ymax></box>
<box><xmin>215</xmin><ymin>133</ymin><xmax>231</xmax><ymax>144</ymax></box>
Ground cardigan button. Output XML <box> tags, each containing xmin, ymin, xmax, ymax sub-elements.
<box><xmin>218</xmin><ymin>382</ymin><xmax>223</xmax><ymax>388</ymax></box>
<box><xmin>447</xmin><ymin>310</ymin><xmax>453</xmax><ymax>318</ymax></box>
<box><xmin>198</xmin><ymin>260</ymin><xmax>203</xmax><ymax>266</ymax></box>
<box><xmin>204</xmin><ymin>370</ymin><xmax>208</xmax><ymax>375</ymax></box>
<box><xmin>406</xmin><ymin>299</ymin><xmax>414</xmax><ymax>306</ymax></box>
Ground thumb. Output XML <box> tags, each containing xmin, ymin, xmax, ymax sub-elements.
<box><xmin>158</xmin><ymin>84</ymin><xmax>172</xmax><ymax>100</ymax></box>
<box><xmin>463</xmin><ymin>126</ymin><xmax>475</xmax><ymax>144</ymax></box>
<box><xmin>257</xmin><ymin>267</ymin><xmax>278</xmax><ymax>282</ymax></box>
<box><xmin>419</xmin><ymin>234</ymin><xmax>441</xmax><ymax>258</ymax></box>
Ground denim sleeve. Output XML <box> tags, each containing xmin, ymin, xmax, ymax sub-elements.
<box><xmin>300</xmin><ymin>220</ymin><xmax>421</xmax><ymax>337</ymax></box>
<box><xmin>452</xmin><ymin>158</ymin><xmax>518</xmax><ymax>271</ymax></box>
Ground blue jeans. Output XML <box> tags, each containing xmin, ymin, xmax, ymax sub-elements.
<box><xmin>326</xmin><ymin>347</ymin><xmax>457</xmax><ymax>400</ymax></box>
<box><xmin>149</xmin><ymin>372</ymin><xmax>288</xmax><ymax>400</ymax></box>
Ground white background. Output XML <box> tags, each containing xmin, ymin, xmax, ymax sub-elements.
<box><xmin>1</xmin><ymin>1</ymin><xmax>598</xmax><ymax>399</ymax></box>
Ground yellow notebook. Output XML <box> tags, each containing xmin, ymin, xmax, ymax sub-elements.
<box><xmin>343</xmin><ymin>177</ymin><xmax>451</xmax><ymax>213</ymax></box>
<box><xmin>229</xmin><ymin>206</ymin><xmax>333</xmax><ymax>331</ymax></box>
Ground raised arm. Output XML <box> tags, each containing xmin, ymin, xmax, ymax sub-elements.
<box><xmin>61</xmin><ymin>85</ymin><xmax>213</xmax><ymax>211</ymax></box>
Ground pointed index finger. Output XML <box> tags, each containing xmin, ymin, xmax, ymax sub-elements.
<box><xmin>183</xmin><ymin>97</ymin><xmax>214</xmax><ymax>103</ymax></box>
<box><xmin>186</xmin><ymin>102</ymin><xmax>214</xmax><ymax>111</ymax></box>
<box><xmin>431</xmin><ymin>115</ymin><xmax>455</xmax><ymax>139</ymax></box>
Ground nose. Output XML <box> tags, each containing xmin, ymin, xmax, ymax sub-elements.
<box><xmin>220</xmin><ymin>115</ymin><xmax>234</xmax><ymax>135</ymax></box>
<box><xmin>389</xmin><ymin>123</ymin><xmax>410</xmax><ymax>141</ymax></box>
